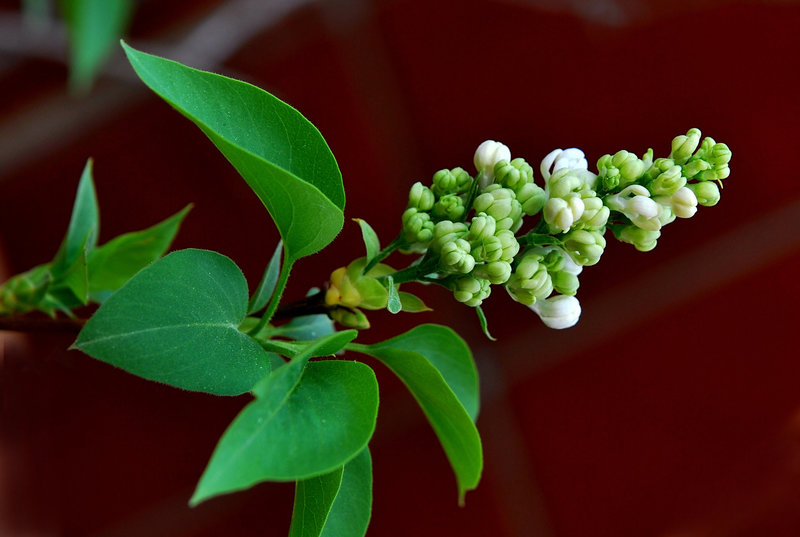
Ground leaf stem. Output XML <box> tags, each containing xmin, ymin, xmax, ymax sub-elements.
<box><xmin>363</xmin><ymin>234</ymin><xmax>404</xmax><ymax>274</ymax></box>
<box><xmin>248</xmin><ymin>253</ymin><xmax>293</xmax><ymax>336</ymax></box>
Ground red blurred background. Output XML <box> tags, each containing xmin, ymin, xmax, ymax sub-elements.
<box><xmin>2</xmin><ymin>0</ymin><xmax>800</xmax><ymax>536</ymax></box>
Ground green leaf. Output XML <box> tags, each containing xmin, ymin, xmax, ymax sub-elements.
<box><xmin>386</xmin><ymin>275</ymin><xmax>401</xmax><ymax>314</ymax></box>
<box><xmin>50</xmin><ymin>158</ymin><xmax>99</xmax><ymax>304</ymax></box>
<box><xmin>272</xmin><ymin>313</ymin><xmax>335</xmax><ymax>341</ymax></box>
<box><xmin>258</xmin><ymin>329</ymin><xmax>357</xmax><ymax>361</ymax></box>
<box><xmin>352</xmin><ymin>324</ymin><xmax>481</xmax><ymax>502</ymax></box>
<box><xmin>475</xmin><ymin>305</ymin><xmax>497</xmax><ymax>341</ymax></box>
<box><xmin>191</xmin><ymin>359</ymin><xmax>378</xmax><ymax>505</ymax></box>
<box><xmin>248</xmin><ymin>240</ymin><xmax>283</xmax><ymax>315</ymax></box>
<box><xmin>398</xmin><ymin>291</ymin><xmax>432</xmax><ymax>313</ymax></box>
<box><xmin>87</xmin><ymin>204</ymin><xmax>191</xmax><ymax>302</ymax></box>
<box><xmin>60</xmin><ymin>0</ymin><xmax>133</xmax><ymax>90</ymax></box>
<box><xmin>73</xmin><ymin>249</ymin><xmax>271</xmax><ymax>395</ymax></box>
<box><xmin>289</xmin><ymin>448</ymin><xmax>372</xmax><ymax>537</ymax></box>
<box><xmin>122</xmin><ymin>43</ymin><xmax>345</xmax><ymax>262</ymax></box>
<box><xmin>354</xmin><ymin>219</ymin><xmax>380</xmax><ymax>267</ymax></box>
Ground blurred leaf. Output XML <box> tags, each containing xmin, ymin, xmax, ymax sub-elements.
<box><xmin>74</xmin><ymin>249</ymin><xmax>271</xmax><ymax>395</ymax></box>
<box><xmin>353</xmin><ymin>324</ymin><xmax>481</xmax><ymax>502</ymax></box>
<box><xmin>87</xmin><ymin>205</ymin><xmax>191</xmax><ymax>302</ymax></box>
<box><xmin>191</xmin><ymin>357</ymin><xmax>377</xmax><ymax>504</ymax></box>
<box><xmin>248</xmin><ymin>240</ymin><xmax>283</xmax><ymax>315</ymax></box>
<box><xmin>289</xmin><ymin>448</ymin><xmax>372</xmax><ymax>537</ymax></box>
<box><xmin>475</xmin><ymin>305</ymin><xmax>496</xmax><ymax>341</ymax></box>
<box><xmin>272</xmin><ymin>313</ymin><xmax>335</xmax><ymax>341</ymax></box>
<box><xmin>60</xmin><ymin>0</ymin><xmax>133</xmax><ymax>90</ymax></box>
<box><xmin>122</xmin><ymin>43</ymin><xmax>344</xmax><ymax>263</ymax></box>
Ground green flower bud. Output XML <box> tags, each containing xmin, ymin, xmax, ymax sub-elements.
<box><xmin>516</xmin><ymin>182</ymin><xmax>546</xmax><ymax>215</ymax></box>
<box><xmin>562</xmin><ymin>229</ymin><xmax>606</xmax><ymax>266</ymax></box>
<box><xmin>432</xmin><ymin>167</ymin><xmax>472</xmax><ymax>196</ymax></box>
<box><xmin>467</xmin><ymin>212</ymin><xmax>497</xmax><ymax>242</ymax></box>
<box><xmin>473</xmin><ymin>187</ymin><xmax>522</xmax><ymax>231</ymax></box>
<box><xmin>670</xmin><ymin>127</ymin><xmax>701</xmax><ymax>165</ymax></box>
<box><xmin>543</xmin><ymin>195</ymin><xmax>585</xmax><ymax>233</ymax></box>
<box><xmin>574</xmin><ymin>195</ymin><xmax>610</xmax><ymax>230</ymax></box>
<box><xmin>687</xmin><ymin>181</ymin><xmax>720</xmax><ymax>207</ymax></box>
<box><xmin>431</xmin><ymin>220</ymin><xmax>468</xmax><ymax>252</ymax></box>
<box><xmin>452</xmin><ymin>275</ymin><xmax>491</xmax><ymax>307</ymax></box>
<box><xmin>441</xmin><ymin>238</ymin><xmax>476</xmax><ymax>274</ymax></box>
<box><xmin>658</xmin><ymin>205</ymin><xmax>676</xmax><ymax>226</ymax></box>
<box><xmin>330</xmin><ymin>307</ymin><xmax>370</xmax><ymax>329</ymax></box>
<box><xmin>408</xmin><ymin>181</ymin><xmax>435</xmax><ymax>211</ymax></box>
<box><xmin>696</xmin><ymin>163</ymin><xmax>730</xmax><ymax>181</ymax></box>
<box><xmin>471</xmin><ymin>235</ymin><xmax>503</xmax><ymax>262</ymax></box>
<box><xmin>709</xmin><ymin>142</ymin><xmax>732</xmax><ymax>166</ymax></box>
<box><xmin>647</xmin><ymin>165</ymin><xmax>686</xmax><ymax>196</ymax></box>
<box><xmin>613</xmin><ymin>225</ymin><xmax>661</xmax><ymax>252</ymax></box>
<box><xmin>530</xmin><ymin>294</ymin><xmax>581</xmax><ymax>329</ymax></box>
<box><xmin>682</xmin><ymin>158</ymin><xmax>711</xmax><ymax>179</ymax></box>
<box><xmin>552</xmin><ymin>270</ymin><xmax>579</xmax><ymax>296</ymax></box>
<box><xmin>474</xmin><ymin>260</ymin><xmax>512</xmax><ymax>285</ymax></box>
<box><xmin>495</xmin><ymin>158</ymin><xmax>534</xmax><ymax>192</ymax></box>
<box><xmin>432</xmin><ymin>194</ymin><xmax>466</xmax><ymax>221</ymax></box>
<box><xmin>598</xmin><ymin>151</ymin><xmax>645</xmax><ymax>190</ymax></box>
<box><xmin>547</xmin><ymin>169</ymin><xmax>584</xmax><ymax>199</ymax></box>
<box><xmin>505</xmin><ymin>253</ymin><xmax>554</xmax><ymax>306</ymax></box>
<box><xmin>401</xmin><ymin>207</ymin><xmax>434</xmax><ymax>245</ymax></box>
<box><xmin>496</xmin><ymin>229</ymin><xmax>520</xmax><ymax>261</ymax></box>
<box><xmin>645</xmin><ymin>157</ymin><xmax>677</xmax><ymax>181</ymax></box>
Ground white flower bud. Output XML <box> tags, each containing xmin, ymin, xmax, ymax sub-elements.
<box><xmin>655</xmin><ymin>187</ymin><xmax>698</xmax><ymax>219</ymax></box>
<box><xmin>530</xmin><ymin>295</ymin><xmax>581</xmax><ymax>329</ymax></box>
<box><xmin>474</xmin><ymin>140</ymin><xmax>511</xmax><ymax>188</ymax></box>
<box><xmin>540</xmin><ymin>148</ymin><xmax>588</xmax><ymax>180</ymax></box>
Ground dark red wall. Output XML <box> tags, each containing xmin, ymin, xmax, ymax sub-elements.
<box><xmin>2</xmin><ymin>1</ymin><xmax>800</xmax><ymax>536</ymax></box>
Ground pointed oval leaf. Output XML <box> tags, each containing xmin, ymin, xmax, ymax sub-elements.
<box><xmin>353</xmin><ymin>218</ymin><xmax>380</xmax><ymax>266</ymax></box>
<box><xmin>191</xmin><ymin>360</ymin><xmax>378</xmax><ymax>504</ymax></box>
<box><xmin>248</xmin><ymin>240</ymin><xmax>283</xmax><ymax>314</ymax></box>
<box><xmin>289</xmin><ymin>448</ymin><xmax>372</xmax><ymax>537</ymax></box>
<box><xmin>353</xmin><ymin>324</ymin><xmax>481</xmax><ymax>502</ymax></box>
<box><xmin>74</xmin><ymin>249</ymin><xmax>270</xmax><ymax>395</ymax></box>
<box><xmin>87</xmin><ymin>204</ymin><xmax>191</xmax><ymax>302</ymax></box>
<box><xmin>122</xmin><ymin>43</ymin><xmax>344</xmax><ymax>261</ymax></box>
<box><xmin>51</xmin><ymin>158</ymin><xmax>99</xmax><ymax>293</ymax></box>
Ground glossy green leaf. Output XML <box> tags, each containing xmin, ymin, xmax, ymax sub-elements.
<box><xmin>122</xmin><ymin>43</ymin><xmax>345</xmax><ymax>262</ymax></box>
<box><xmin>272</xmin><ymin>313</ymin><xmax>335</xmax><ymax>341</ymax></box>
<box><xmin>248</xmin><ymin>240</ymin><xmax>283</xmax><ymax>315</ymax></box>
<box><xmin>398</xmin><ymin>291</ymin><xmax>432</xmax><ymax>313</ymax></box>
<box><xmin>258</xmin><ymin>329</ymin><xmax>357</xmax><ymax>360</ymax></box>
<box><xmin>289</xmin><ymin>448</ymin><xmax>372</xmax><ymax>537</ymax></box>
<box><xmin>191</xmin><ymin>359</ymin><xmax>378</xmax><ymax>505</ymax></box>
<box><xmin>73</xmin><ymin>249</ymin><xmax>271</xmax><ymax>395</ymax></box>
<box><xmin>50</xmin><ymin>158</ymin><xmax>98</xmax><ymax>303</ymax></box>
<box><xmin>475</xmin><ymin>305</ymin><xmax>496</xmax><ymax>341</ymax></box>
<box><xmin>354</xmin><ymin>218</ymin><xmax>380</xmax><ymax>267</ymax></box>
<box><xmin>386</xmin><ymin>275</ymin><xmax>401</xmax><ymax>314</ymax></box>
<box><xmin>352</xmin><ymin>324</ymin><xmax>481</xmax><ymax>502</ymax></box>
<box><xmin>87</xmin><ymin>204</ymin><xmax>191</xmax><ymax>302</ymax></box>
<box><xmin>60</xmin><ymin>0</ymin><xmax>133</xmax><ymax>90</ymax></box>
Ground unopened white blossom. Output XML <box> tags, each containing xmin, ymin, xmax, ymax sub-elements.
<box><xmin>604</xmin><ymin>184</ymin><xmax>663</xmax><ymax>231</ymax></box>
<box><xmin>530</xmin><ymin>294</ymin><xmax>581</xmax><ymax>329</ymax></box>
<box><xmin>655</xmin><ymin>187</ymin><xmax>698</xmax><ymax>219</ymax></box>
<box><xmin>543</xmin><ymin>195</ymin><xmax>585</xmax><ymax>233</ymax></box>
<box><xmin>540</xmin><ymin>148</ymin><xmax>589</xmax><ymax>181</ymax></box>
<box><xmin>474</xmin><ymin>140</ymin><xmax>511</xmax><ymax>189</ymax></box>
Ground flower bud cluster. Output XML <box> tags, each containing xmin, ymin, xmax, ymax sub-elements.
<box><xmin>386</xmin><ymin>129</ymin><xmax>731</xmax><ymax>330</ymax></box>
<box><xmin>598</xmin><ymin>128</ymin><xmax>731</xmax><ymax>251</ymax></box>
